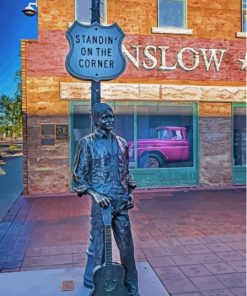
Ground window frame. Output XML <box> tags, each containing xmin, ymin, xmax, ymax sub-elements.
<box><xmin>236</xmin><ymin>0</ymin><xmax>247</xmax><ymax>38</ymax></box>
<box><xmin>152</xmin><ymin>0</ymin><xmax>192</xmax><ymax>35</ymax></box>
<box><xmin>242</xmin><ymin>0</ymin><xmax>246</xmax><ymax>32</ymax></box>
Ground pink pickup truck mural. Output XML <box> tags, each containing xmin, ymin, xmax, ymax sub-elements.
<box><xmin>128</xmin><ymin>126</ymin><xmax>190</xmax><ymax>168</ymax></box>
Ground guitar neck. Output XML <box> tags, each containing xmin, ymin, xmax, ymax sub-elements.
<box><xmin>104</xmin><ymin>224</ymin><xmax>113</xmax><ymax>267</ymax></box>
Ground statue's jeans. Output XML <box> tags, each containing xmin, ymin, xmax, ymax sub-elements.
<box><xmin>84</xmin><ymin>196</ymin><xmax>139</xmax><ymax>296</ymax></box>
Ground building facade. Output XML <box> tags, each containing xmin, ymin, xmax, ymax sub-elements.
<box><xmin>21</xmin><ymin>0</ymin><xmax>246</xmax><ymax>195</ymax></box>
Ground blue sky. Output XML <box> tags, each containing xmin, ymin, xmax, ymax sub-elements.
<box><xmin>0</xmin><ymin>0</ymin><xmax>38</xmax><ymax>98</ymax></box>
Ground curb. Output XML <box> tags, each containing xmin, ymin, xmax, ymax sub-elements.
<box><xmin>22</xmin><ymin>185</ymin><xmax>246</xmax><ymax>199</ymax></box>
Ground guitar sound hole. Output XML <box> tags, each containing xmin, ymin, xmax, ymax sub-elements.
<box><xmin>104</xmin><ymin>280</ymin><xmax>116</xmax><ymax>292</ymax></box>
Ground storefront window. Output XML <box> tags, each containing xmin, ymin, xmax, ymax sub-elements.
<box><xmin>70</xmin><ymin>102</ymin><xmax>198</xmax><ymax>187</ymax></box>
<box><xmin>111</xmin><ymin>105</ymin><xmax>134</xmax><ymax>142</ymax></box>
<box><xmin>75</xmin><ymin>0</ymin><xmax>106</xmax><ymax>23</ymax></box>
<box><xmin>233</xmin><ymin>107</ymin><xmax>246</xmax><ymax>166</ymax></box>
<box><xmin>72</xmin><ymin>104</ymin><xmax>91</xmax><ymax>149</ymax></box>
<box><xmin>71</xmin><ymin>103</ymin><xmax>194</xmax><ymax>169</ymax></box>
<box><xmin>73</xmin><ymin>103</ymin><xmax>193</xmax><ymax>169</ymax></box>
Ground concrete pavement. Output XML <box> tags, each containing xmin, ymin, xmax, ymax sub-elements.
<box><xmin>0</xmin><ymin>262</ymin><xmax>169</xmax><ymax>296</ymax></box>
<box><xmin>0</xmin><ymin>188</ymin><xmax>246</xmax><ymax>296</ymax></box>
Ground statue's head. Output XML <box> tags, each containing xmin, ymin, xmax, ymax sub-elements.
<box><xmin>92</xmin><ymin>103</ymin><xmax>114</xmax><ymax>130</ymax></box>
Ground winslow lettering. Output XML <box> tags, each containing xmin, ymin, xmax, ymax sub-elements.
<box><xmin>122</xmin><ymin>45</ymin><xmax>227</xmax><ymax>72</ymax></box>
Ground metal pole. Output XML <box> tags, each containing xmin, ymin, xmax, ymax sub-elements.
<box><xmin>83</xmin><ymin>1</ymin><xmax>102</xmax><ymax>282</ymax></box>
<box><xmin>91</xmin><ymin>0</ymin><xmax>100</xmax><ymax>23</ymax></box>
<box><xmin>91</xmin><ymin>0</ymin><xmax>101</xmax><ymax>130</ymax></box>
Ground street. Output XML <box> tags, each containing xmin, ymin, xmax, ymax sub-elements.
<box><xmin>0</xmin><ymin>156</ymin><xmax>23</xmax><ymax>220</ymax></box>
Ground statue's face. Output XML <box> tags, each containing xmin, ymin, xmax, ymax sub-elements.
<box><xmin>97</xmin><ymin>109</ymin><xmax>114</xmax><ymax>131</ymax></box>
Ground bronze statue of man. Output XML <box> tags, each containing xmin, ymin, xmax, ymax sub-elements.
<box><xmin>72</xmin><ymin>103</ymin><xmax>139</xmax><ymax>296</ymax></box>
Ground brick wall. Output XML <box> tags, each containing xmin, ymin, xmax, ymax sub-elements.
<box><xmin>37</xmin><ymin>0</ymin><xmax>242</xmax><ymax>38</ymax></box>
<box><xmin>22</xmin><ymin>0</ymin><xmax>245</xmax><ymax>193</ymax></box>
<box><xmin>38</xmin><ymin>0</ymin><xmax>74</xmax><ymax>30</ymax></box>
<box><xmin>25</xmin><ymin>31</ymin><xmax>246</xmax><ymax>85</ymax></box>
<box><xmin>188</xmin><ymin>0</ymin><xmax>241</xmax><ymax>40</ymax></box>
<box><xmin>108</xmin><ymin>0</ymin><xmax>241</xmax><ymax>39</ymax></box>
<box><xmin>27</xmin><ymin>115</ymin><xmax>70</xmax><ymax>193</ymax></box>
<box><xmin>23</xmin><ymin>75</ymin><xmax>70</xmax><ymax>194</ymax></box>
<box><xmin>199</xmin><ymin>103</ymin><xmax>232</xmax><ymax>187</ymax></box>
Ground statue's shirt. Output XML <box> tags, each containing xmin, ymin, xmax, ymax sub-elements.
<box><xmin>72</xmin><ymin>128</ymin><xmax>136</xmax><ymax>201</ymax></box>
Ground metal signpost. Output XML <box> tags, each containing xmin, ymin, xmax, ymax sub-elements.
<box><xmin>65</xmin><ymin>0</ymin><xmax>126</xmax><ymax>126</ymax></box>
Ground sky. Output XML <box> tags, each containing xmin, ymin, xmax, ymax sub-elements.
<box><xmin>0</xmin><ymin>0</ymin><xmax>38</xmax><ymax>98</ymax></box>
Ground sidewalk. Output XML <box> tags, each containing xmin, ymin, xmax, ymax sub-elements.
<box><xmin>0</xmin><ymin>263</ymin><xmax>168</xmax><ymax>296</ymax></box>
<box><xmin>0</xmin><ymin>156</ymin><xmax>23</xmax><ymax>220</ymax></box>
<box><xmin>0</xmin><ymin>188</ymin><xmax>246</xmax><ymax>296</ymax></box>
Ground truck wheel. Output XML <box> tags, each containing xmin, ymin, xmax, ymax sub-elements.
<box><xmin>139</xmin><ymin>154</ymin><xmax>163</xmax><ymax>168</ymax></box>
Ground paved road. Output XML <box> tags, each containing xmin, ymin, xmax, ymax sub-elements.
<box><xmin>0</xmin><ymin>156</ymin><xmax>23</xmax><ymax>220</ymax></box>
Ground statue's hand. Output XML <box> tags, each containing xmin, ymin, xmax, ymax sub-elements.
<box><xmin>94</xmin><ymin>192</ymin><xmax>111</xmax><ymax>208</ymax></box>
<box><xmin>127</xmin><ymin>193</ymin><xmax>135</xmax><ymax>210</ymax></box>
<box><xmin>87</xmin><ymin>189</ymin><xmax>111</xmax><ymax>208</ymax></box>
<box><xmin>74</xmin><ymin>188</ymin><xmax>83</xmax><ymax>198</ymax></box>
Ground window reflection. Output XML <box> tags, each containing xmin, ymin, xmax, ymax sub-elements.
<box><xmin>159</xmin><ymin>0</ymin><xmax>185</xmax><ymax>28</ymax></box>
<box><xmin>72</xmin><ymin>105</ymin><xmax>91</xmax><ymax>148</ymax></box>
<box><xmin>71</xmin><ymin>103</ymin><xmax>195</xmax><ymax>170</ymax></box>
<box><xmin>111</xmin><ymin>105</ymin><xmax>135</xmax><ymax>168</ymax></box>
<box><xmin>112</xmin><ymin>105</ymin><xmax>134</xmax><ymax>142</ymax></box>
<box><xmin>135</xmin><ymin>105</ymin><xmax>193</xmax><ymax>169</ymax></box>
<box><xmin>243</xmin><ymin>0</ymin><xmax>247</xmax><ymax>32</ymax></box>
<box><xmin>75</xmin><ymin>0</ymin><xmax>106</xmax><ymax>23</ymax></box>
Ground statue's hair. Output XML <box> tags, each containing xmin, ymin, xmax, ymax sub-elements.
<box><xmin>92</xmin><ymin>103</ymin><xmax>113</xmax><ymax>126</ymax></box>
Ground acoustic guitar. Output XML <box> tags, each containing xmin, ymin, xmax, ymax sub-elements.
<box><xmin>90</xmin><ymin>205</ymin><xmax>130</xmax><ymax>296</ymax></box>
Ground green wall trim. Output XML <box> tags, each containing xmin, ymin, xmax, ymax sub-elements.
<box><xmin>69</xmin><ymin>101</ymin><xmax>74</xmax><ymax>191</ymax></box>
<box><xmin>131</xmin><ymin>167</ymin><xmax>197</xmax><ymax>188</ymax></box>
<box><xmin>232</xmin><ymin>166</ymin><xmax>246</xmax><ymax>185</ymax></box>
